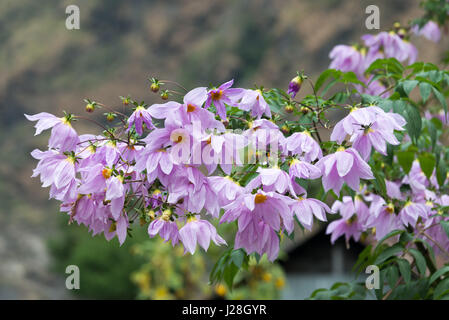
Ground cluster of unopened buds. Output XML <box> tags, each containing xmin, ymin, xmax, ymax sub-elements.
<box><xmin>26</xmin><ymin>19</ymin><xmax>449</xmax><ymax>261</ymax></box>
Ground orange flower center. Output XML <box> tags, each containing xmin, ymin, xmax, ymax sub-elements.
<box><xmin>102</xmin><ymin>168</ymin><xmax>112</xmax><ymax>179</ymax></box>
<box><xmin>211</xmin><ymin>90</ymin><xmax>223</xmax><ymax>100</ymax></box>
<box><xmin>187</xmin><ymin>104</ymin><xmax>196</xmax><ymax>112</ymax></box>
<box><xmin>254</xmin><ymin>193</ymin><xmax>267</xmax><ymax>204</ymax></box>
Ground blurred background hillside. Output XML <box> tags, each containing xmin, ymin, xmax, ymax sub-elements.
<box><xmin>1</xmin><ymin>0</ymin><xmax>448</xmax><ymax>299</ymax></box>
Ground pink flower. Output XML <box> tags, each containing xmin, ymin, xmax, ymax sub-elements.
<box><xmin>207</xmin><ymin>176</ymin><xmax>244</xmax><ymax>206</ymax></box>
<box><xmin>196</xmin><ymin>132</ymin><xmax>247</xmax><ymax>175</ymax></box>
<box><xmin>235</xmin><ymin>219</ymin><xmax>280</xmax><ymax>261</ymax></box>
<box><xmin>285</xmin><ymin>131</ymin><xmax>322</xmax><ymax>162</ymax></box>
<box><xmin>329</xmin><ymin>45</ymin><xmax>366</xmax><ymax>76</ymax></box>
<box><xmin>148</xmin><ymin>210</ymin><xmax>180</xmax><ymax>246</ymax></box>
<box><xmin>179</xmin><ymin>217</ymin><xmax>226</xmax><ymax>254</ymax></box>
<box><xmin>221</xmin><ymin>190</ymin><xmax>294</xmax><ymax>235</ymax></box>
<box><xmin>386</xmin><ymin>180</ymin><xmax>405</xmax><ymax>201</ymax></box>
<box><xmin>205</xmin><ymin>79</ymin><xmax>245</xmax><ymax>120</ymax></box>
<box><xmin>31</xmin><ymin>149</ymin><xmax>77</xmax><ymax>201</ymax></box>
<box><xmin>115</xmin><ymin>214</ymin><xmax>129</xmax><ymax>246</ymax></box>
<box><xmin>399</xmin><ymin>201</ymin><xmax>429</xmax><ymax>227</ymax></box>
<box><xmin>289</xmin><ymin>159</ymin><xmax>322</xmax><ymax>180</ymax></box>
<box><xmin>255</xmin><ymin>167</ymin><xmax>296</xmax><ymax>195</ymax></box>
<box><xmin>331</xmin><ymin>106</ymin><xmax>406</xmax><ymax>160</ymax></box>
<box><xmin>366</xmin><ymin>201</ymin><xmax>403</xmax><ymax>241</ymax></box>
<box><xmin>77</xmin><ymin>164</ymin><xmax>126</xmax><ymax>219</ymax></box>
<box><xmin>362</xmin><ymin>32</ymin><xmax>417</xmax><ymax>65</ymax></box>
<box><xmin>326</xmin><ymin>216</ymin><xmax>362</xmax><ymax>244</ymax></box>
<box><xmin>238</xmin><ymin>89</ymin><xmax>272</xmax><ymax>119</ymax></box>
<box><xmin>316</xmin><ymin>147</ymin><xmax>374</xmax><ymax>195</ymax></box>
<box><xmin>25</xmin><ymin>113</ymin><xmax>79</xmax><ymax>152</ymax></box>
<box><xmin>243</xmin><ymin>119</ymin><xmax>286</xmax><ymax>156</ymax></box>
<box><xmin>290</xmin><ymin>196</ymin><xmax>332</xmax><ymax>230</ymax></box>
<box><xmin>412</xmin><ymin>21</ymin><xmax>441</xmax><ymax>43</ymax></box>
<box><xmin>127</xmin><ymin>106</ymin><xmax>155</xmax><ymax>136</ymax></box>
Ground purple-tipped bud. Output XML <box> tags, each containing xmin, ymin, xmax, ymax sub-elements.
<box><xmin>287</xmin><ymin>76</ymin><xmax>303</xmax><ymax>98</ymax></box>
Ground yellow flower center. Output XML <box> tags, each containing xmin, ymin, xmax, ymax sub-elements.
<box><xmin>187</xmin><ymin>215</ymin><xmax>197</xmax><ymax>223</ymax></box>
<box><xmin>364</xmin><ymin>127</ymin><xmax>374</xmax><ymax>135</ymax></box>
<box><xmin>255</xmin><ymin>193</ymin><xmax>268</xmax><ymax>204</ymax></box>
<box><xmin>386</xmin><ymin>203</ymin><xmax>395</xmax><ymax>213</ymax></box>
<box><xmin>290</xmin><ymin>159</ymin><xmax>300</xmax><ymax>166</ymax></box>
<box><xmin>211</xmin><ymin>90</ymin><xmax>223</xmax><ymax>100</ymax></box>
<box><xmin>161</xmin><ymin>209</ymin><xmax>171</xmax><ymax>222</ymax></box>
<box><xmin>187</xmin><ymin>104</ymin><xmax>196</xmax><ymax>113</ymax></box>
<box><xmin>61</xmin><ymin>117</ymin><xmax>72</xmax><ymax>126</ymax></box>
<box><xmin>102</xmin><ymin>168</ymin><xmax>112</xmax><ymax>179</ymax></box>
<box><xmin>302</xmin><ymin>130</ymin><xmax>312</xmax><ymax>137</ymax></box>
<box><xmin>66</xmin><ymin>155</ymin><xmax>76</xmax><ymax>164</ymax></box>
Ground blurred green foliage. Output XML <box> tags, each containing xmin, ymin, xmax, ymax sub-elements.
<box><xmin>49</xmin><ymin>214</ymin><xmax>286</xmax><ymax>299</ymax></box>
<box><xmin>48</xmin><ymin>215</ymin><xmax>147</xmax><ymax>299</ymax></box>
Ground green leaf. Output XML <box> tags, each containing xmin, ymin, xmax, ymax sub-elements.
<box><xmin>340</xmin><ymin>71</ymin><xmax>365</xmax><ymax>87</ymax></box>
<box><xmin>353</xmin><ymin>244</ymin><xmax>373</xmax><ymax>274</ymax></box>
<box><xmin>408</xmin><ymin>248</ymin><xmax>427</xmax><ymax>276</ymax></box>
<box><xmin>418</xmin><ymin>152</ymin><xmax>436</xmax><ymax>180</ymax></box>
<box><xmin>419</xmin><ymin>82</ymin><xmax>432</xmax><ymax>102</ymax></box>
<box><xmin>386</xmin><ymin>265</ymin><xmax>399</xmax><ymax>289</ymax></box>
<box><xmin>230</xmin><ymin>249</ymin><xmax>246</xmax><ymax>268</ymax></box>
<box><xmin>397</xmin><ymin>259</ymin><xmax>411</xmax><ymax>284</ymax></box>
<box><xmin>315</xmin><ymin>69</ymin><xmax>340</xmax><ymax>92</ymax></box>
<box><xmin>440</xmin><ymin>221</ymin><xmax>449</xmax><ymax>239</ymax></box>
<box><xmin>375</xmin><ymin>230</ymin><xmax>404</xmax><ymax>250</ymax></box>
<box><xmin>432</xmin><ymin>86</ymin><xmax>448</xmax><ymax>116</ymax></box>
<box><xmin>209</xmin><ymin>249</ymin><xmax>249</xmax><ymax>289</ymax></box>
<box><xmin>433</xmin><ymin>278</ymin><xmax>449</xmax><ymax>299</ymax></box>
<box><xmin>404</xmin><ymin>104</ymin><xmax>422</xmax><ymax>143</ymax></box>
<box><xmin>430</xmin><ymin>266</ymin><xmax>449</xmax><ymax>285</ymax></box>
<box><xmin>373</xmin><ymin>170</ymin><xmax>387</xmax><ymax>199</ymax></box>
<box><xmin>436</xmin><ymin>161</ymin><xmax>447</xmax><ymax>187</ymax></box>
<box><xmin>401</xmin><ymin>80</ymin><xmax>419</xmax><ymax>96</ymax></box>
<box><xmin>397</xmin><ymin>151</ymin><xmax>415</xmax><ymax>174</ymax></box>
<box><xmin>223</xmin><ymin>263</ymin><xmax>239</xmax><ymax>289</ymax></box>
<box><xmin>374</xmin><ymin>243</ymin><xmax>404</xmax><ymax>265</ymax></box>
<box><xmin>427</xmin><ymin>119</ymin><xmax>437</xmax><ymax>151</ymax></box>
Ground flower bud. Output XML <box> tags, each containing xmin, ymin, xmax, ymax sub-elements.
<box><xmin>150</xmin><ymin>83</ymin><xmax>160</xmax><ymax>93</ymax></box>
<box><xmin>281</xmin><ymin>125</ymin><xmax>290</xmax><ymax>134</ymax></box>
<box><xmin>284</xmin><ymin>104</ymin><xmax>294</xmax><ymax>113</ymax></box>
<box><xmin>287</xmin><ymin>75</ymin><xmax>303</xmax><ymax>98</ymax></box>
<box><xmin>160</xmin><ymin>91</ymin><xmax>169</xmax><ymax>100</ymax></box>
<box><xmin>85</xmin><ymin>103</ymin><xmax>95</xmax><ymax>113</ymax></box>
<box><xmin>106</xmin><ymin>112</ymin><xmax>116</xmax><ymax>122</ymax></box>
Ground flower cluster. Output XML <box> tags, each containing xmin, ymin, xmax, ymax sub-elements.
<box><xmin>329</xmin><ymin>21</ymin><xmax>441</xmax><ymax>97</ymax></box>
<box><xmin>26</xmin><ymin>17</ymin><xmax>448</xmax><ymax>265</ymax></box>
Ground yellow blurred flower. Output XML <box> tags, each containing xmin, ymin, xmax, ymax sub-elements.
<box><xmin>262</xmin><ymin>272</ymin><xmax>272</xmax><ymax>282</ymax></box>
<box><xmin>215</xmin><ymin>284</ymin><xmax>227</xmax><ymax>297</ymax></box>
<box><xmin>275</xmin><ymin>277</ymin><xmax>285</xmax><ymax>289</ymax></box>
